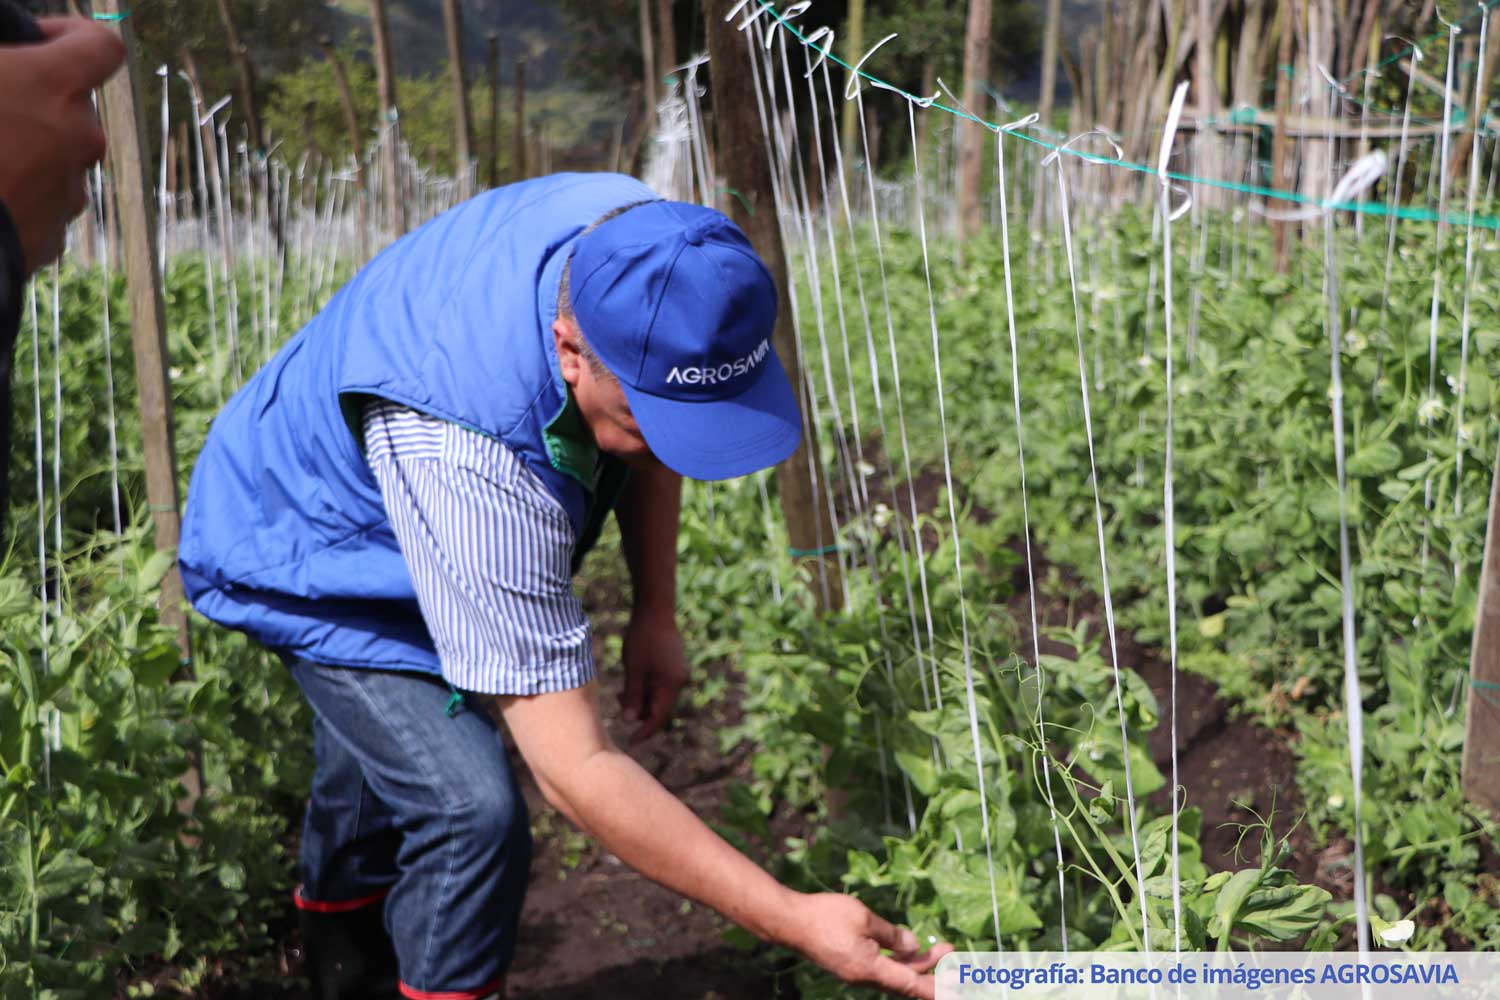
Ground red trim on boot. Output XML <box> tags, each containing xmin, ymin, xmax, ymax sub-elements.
<box><xmin>292</xmin><ymin>883</ymin><xmax>392</xmax><ymax>913</ymax></box>
<box><xmin>398</xmin><ymin>978</ymin><xmax>505</xmax><ymax>1000</ymax></box>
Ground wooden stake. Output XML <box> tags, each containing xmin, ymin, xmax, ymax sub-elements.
<box><xmin>1463</xmin><ymin>442</ymin><xmax>1500</xmax><ymax>816</ymax></box>
<box><xmin>486</xmin><ymin>33</ymin><xmax>501</xmax><ymax>189</ymax></box>
<box><xmin>640</xmin><ymin>0</ymin><xmax>657</xmax><ymax>128</ymax></box>
<box><xmin>1272</xmin><ymin>0</ymin><xmax>1295</xmax><ymax>274</ymax></box>
<box><xmin>957</xmin><ymin>0</ymin><xmax>992</xmax><ymax>245</ymax></box>
<box><xmin>707</xmin><ymin>0</ymin><xmax>842</xmax><ymax>613</ymax></box>
<box><xmin>369</xmin><ymin>0</ymin><xmax>405</xmax><ymax>236</ymax></box>
<box><xmin>95</xmin><ymin>1</ymin><xmax>201</xmax><ymax>821</ymax></box>
<box><xmin>440</xmin><ymin>0</ymin><xmax>474</xmax><ymax>197</ymax></box>
<box><xmin>213</xmin><ymin>0</ymin><xmax>262</xmax><ymax>153</ymax></box>
<box><xmin>655</xmin><ymin>0</ymin><xmax>677</xmax><ymax>83</ymax></box>
<box><xmin>839</xmin><ymin>0</ymin><xmax>865</xmax><ymax>168</ymax></box>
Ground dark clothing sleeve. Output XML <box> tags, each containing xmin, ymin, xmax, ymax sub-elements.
<box><xmin>0</xmin><ymin>200</ymin><xmax>22</xmax><ymax>533</ymax></box>
<box><xmin>0</xmin><ymin>1</ymin><xmax>42</xmax><ymax>535</ymax></box>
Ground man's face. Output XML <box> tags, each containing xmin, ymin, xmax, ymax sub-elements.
<box><xmin>554</xmin><ymin>317</ymin><xmax>658</xmax><ymax>468</ymax></box>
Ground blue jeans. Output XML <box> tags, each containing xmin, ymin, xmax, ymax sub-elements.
<box><xmin>286</xmin><ymin>657</ymin><xmax>532</xmax><ymax>998</ymax></box>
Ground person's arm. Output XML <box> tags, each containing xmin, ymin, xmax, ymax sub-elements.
<box><xmin>496</xmin><ymin>681</ymin><xmax>950</xmax><ymax>999</ymax></box>
<box><xmin>613</xmin><ymin>461</ymin><xmax>689</xmax><ymax>742</ymax></box>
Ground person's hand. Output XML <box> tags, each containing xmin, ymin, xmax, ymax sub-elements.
<box><xmin>619</xmin><ymin>612</ymin><xmax>688</xmax><ymax>744</ymax></box>
<box><xmin>0</xmin><ymin>17</ymin><xmax>125</xmax><ymax>275</ymax></box>
<box><xmin>779</xmin><ymin>892</ymin><xmax>952</xmax><ymax>999</ymax></box>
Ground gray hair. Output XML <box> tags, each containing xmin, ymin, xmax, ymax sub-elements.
<box><xmin>557</xmin><ymin>200</ymin><xmax>659</xmax><ymax>383</ymax></box>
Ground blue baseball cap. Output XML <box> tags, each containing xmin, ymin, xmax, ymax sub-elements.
<box><xmin>567</xmin><ymin>201</ymin><xmax>801</xmax><ymax>480</ymax></box>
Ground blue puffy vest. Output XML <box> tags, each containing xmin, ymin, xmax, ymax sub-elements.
<box><xmin>178</xmin><ymin>172</ymin><xmax>658</xmax><ymax>673</ymax></box>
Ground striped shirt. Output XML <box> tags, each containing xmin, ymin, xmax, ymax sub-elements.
<box><xmin>362</xmin><ymin>399</ymin><xmax>595</xmax><ymax>696</ymax></box>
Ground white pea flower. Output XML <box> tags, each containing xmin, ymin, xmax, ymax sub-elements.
<box><xmin>1327</xmin><ymin>794</ymin><xmax>1345</xmax><ymax>810</ymax></box>
<box><xmin>857</xmin><ymin>460</ymin><xmax>876</xmax><ymax>478</ymax></box>
<box><xmin>169</xmin><ymin>366</ymin><xmax>183</xmax><ymax>380</ymax></box>
<box><xmin>1378</xmin><ymin>920</ymin><xmax>1415</xmax><ymax>945</ymax></box>
<box><xmin>872</xmin><ymin>503</ymin><xmax>893</xmax><ymax>529</ymax></box>
<box><xmin>1459</xmin><ymin>423</ymin><xmax>1475</xmax><ymax>443</ymax></box>
<box><xmin>1418</xmin><ymin>397</ymin><xmax>1446</xmax><ymax>424</ymax></box>
<box><xmin>1343</xmin><ymin>330</ymin><xmax>1367</xmax><ymax>354</ymax></box>
<box><xmin>1136</xmin><ymin>353</ymin><xmax>1153</xmax><ymax>369</ymax></box>
<box><xmin>1446</xmin><ymin>373</ymin><xmax>1459</xmax><ymax>391</ymax></box>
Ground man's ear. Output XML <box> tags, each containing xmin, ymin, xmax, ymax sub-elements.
<box><xmin>554</xmin><ymin>316</ymin><xmax>583</xmax><ymax>387</ymax></box>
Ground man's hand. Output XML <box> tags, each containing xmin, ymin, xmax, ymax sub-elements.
<box><xmin>620</xmin><ymin>612</ymin><xmax>688</xmax><ymax>743</ymax></box>
<box><xmin>780</xmin><ymin>893</ymin><xmax>952</xmax><ymax>1000</ymax></box>
<box><xmin>0</xmin><ymin>17</ymin><xmax>125</xmax><ymax>275</ymax></box>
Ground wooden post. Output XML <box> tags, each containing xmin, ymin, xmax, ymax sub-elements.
<box><xmin>707</xmin><ymin>0</ymin><xmax>842</xmax><ymax>613</ymax></box>
<box><xmin>369</xmin><ymin>0</ymin><xmax>405</xmax><ymax>236</ymax></box>
<box><xmin>320</xmin><ymin>37</ymin><xmax>369</xmax><ymax>261</ymax></box>
<box><xmin>839</xmin><ymin>0</ymin><xmax>865</xmax><ymax>167</ymax></box>
<box><xmin>1272</xmin><ymin>0</ymin><xmax>1295</xmax><ymax>274</ymax></box>
<box><xmin>486</xmin><ymin>33</ymin><xmax>501</xmax><ymax>189</ymax></box>
<box><xmin>1038</xmin><ymin>0</ymin><xmax>1062</xmax><ymax>126</ymax></box>
<box><xmin>1463</xmin><ymin>443</ymin><xmax>1500</xmax><ymax>815</ymax></box>
<box><xmin>99</xmin><ymin>0</ymin><xmax>190</xmax><ymax>656</ymax></box>
<box><xmin>655</xmin><ymin>0</ymin><xmax>677</xmax><ymax>83</ymax></box>
<box><xmin>639</xmin><ymin>0</ymin><xmax>657</xmax><ymax>129</ymax></box>
<box><xmin>440</xmin><ymin>0</ymin><xmax>474</xmax><ymax>197</ymax></box>
<box><xmin>213</xmin><ymin>0</ymin><xmax>262</xmax><ymax>152</ymax></box>
<box><xmin>512</xmin><ymin>58</ymin><xmax>528</xmax><ymax>182</ymax></box>
<box><xmin>956</xmin><ymin>0</ymin><xmax>992</xmax><ymax>245</ymax></box>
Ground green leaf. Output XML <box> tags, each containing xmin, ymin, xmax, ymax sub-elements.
<box><xmin>1346</xmin><ymin>441</ymin><xmax>1403</xmax><ymax>477</ymax></box>
<box><xmin>1207</xmin><ymin>868</ymin><xmax>1261</xmax><ymax>940</ymax></box>
<box><xmin>131</xmin><ymin>641</ymin><xmax>180</xmax><ymax>688</ymax></box>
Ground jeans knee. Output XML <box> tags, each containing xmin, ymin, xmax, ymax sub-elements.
<box><xmin>450</xmin><ymin>782</ymin><xmax>530</xmax><ymax>866</ymax></box>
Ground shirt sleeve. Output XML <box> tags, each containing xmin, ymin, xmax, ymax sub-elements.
<box><xmin>0</xmin><ymin>200</ymin><xmax>25</xmax><ymax>537</ymax></box>
<box><xmin>361</xmin><ymin>399</ymin><xmax>596</xmax><ymax>696</ymax></box>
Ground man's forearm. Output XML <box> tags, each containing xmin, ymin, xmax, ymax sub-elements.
<box><xmin>557</xmin><ymin>742</ymin><xmax>797</xmax><ymax>943</ymax></box>
<box><xmin>616</xmin><ymin>462</ymin><xmax>681</xmax><ymax>618</ymax></box>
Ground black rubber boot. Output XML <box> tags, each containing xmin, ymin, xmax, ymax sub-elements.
<box><xmin>297</xmin><ymin>904</ymin><xmax>402</xmax><ymax>1000</ymax></box>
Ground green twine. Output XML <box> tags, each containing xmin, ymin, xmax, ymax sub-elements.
<box><xmin>716</xmin><ymin>186</ymin><xmax>754</xmax><ymax>215</ymax></box>
<box><xmin>92</xmin><ymin>10</ymin><xmax>130</xmax><ymax>21</ymax></box>
<box><xmin>789</xmin><ymin>543</ymin><xmax>840</xmax><ymax>558</ymax></box>
<box><xmin>444</xmin><ymin>688</ymin><xmax>465</xmax><ymax>718</ymax></box>
<box><xmin>1468</xmin><ymin>675</ymin><xmax>1500</xmax><ymax>710</ymax></box>
<box><xmin>750</xmin><ymin>0</ymin><xmax>1500</xmax><ymax>232</ymax></box>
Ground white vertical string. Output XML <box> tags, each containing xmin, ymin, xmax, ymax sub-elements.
<box><xmin>851</xmin><ymin>83</ymin><xmax>945</xmax><ymax>815</ymax></box>
<box><xmin>745</xmin><ymin>21</ymin><xmax>836</xmax><ymax>609</ymax></box>
<box><xmin>770</xmin><ymin>27</ymin><xmax>854</xmax><ymax>609</ymax></box>
<box><xmin>907</xmin><ymin>99</ymin><xmax>1002</xmax><ymax>944</ymax></box>
<box><xmin>1045</xmin><ymin>142</ymin><xmax>1152</xmax><ymax>953</ymax></box>
<box><xmin>1380</xmin><ymin>43</ymin><xmax>1419</xmax><ymax>327</ymax></box>
<box><xmin>1322</xmin><ymin>155</ymin><xmax>1374</xmax><ymax>963</ymax></box>
<box><xmin>90</xmin><ymin>163</ymin><xmax>123</xmax><ymax>544</ymax></box>
<box><xmin>27</xmin><ymin>286</ymin><xmax>50</xmax><ymax>789</ymax></box>
<box><xmin>182</xmin><ymin>80</ymin><xmax>224</xmax><ymax>403</ymax></box>
<box><xmin>157</xmin><ymin>65</ymin><xmax>170</xmax><ymax>277</ymax></box>
<box><xmin>1157</xmin><ymin>81</ymin><xmax>1191</xmax><ymax>955</ymax></box>
<box><xmin>1420</xmin><ymin>23</ymin><xmax>1462</xmax><ymax>586</ymax></box>
<box><xmin>48</xmin><ymin>268</ymin><xmax>62</xmax><ymax>623</ymax></box>
<box><xmin>995</xmin><ymin>118</ymin><xmax>1069</xmax><ymax>950</ymax></box>
<box><xmin>1453</xmin><ymin>4</ymin><xmax>1490</xmax><ymax>526</ymax></box>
